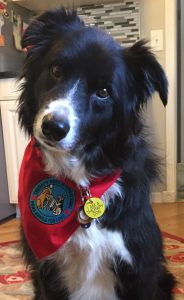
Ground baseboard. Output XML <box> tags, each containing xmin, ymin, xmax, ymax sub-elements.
<box><xmin>16</xmin><ymin>205</ymin><xmax>21</xmax><ymax>218</ymax></box>
<box><xmin>151</xmin><ymin>192</ymin><xmax>163</xmax><ymax>203</ymax></box>
<box><xmin>151</xmin><ymin>191</ymin><xmax>176</xmax><ymax>203</ymax></box>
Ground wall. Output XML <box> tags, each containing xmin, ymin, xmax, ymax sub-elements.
<box><xmin>140</xmin><ymin>0</ymin><xmax>166</xmax><ymax>192</ymax></box>
<box><xmin>181</xmin><ymin>0</ymin><xmax>184</xmax><ymax>163</ymax></box>
<box><xmin>177</xmin><ymin>0</ymin><xmax>184</xmax><ymax>199</ymax></box>
<box><xmin>77</xmin><ymin>1</ymin><xmax>140</xmax><ymax>46</ymax></box>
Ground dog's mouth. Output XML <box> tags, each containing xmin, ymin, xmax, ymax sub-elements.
<box><xmin>35</xmin><ymin>133</ymin><xmax>78</xmax><ymax>155</ymax></box>
<box><xmin>37</xmin><ymin>136</ymin><xmax>70</xmax><ymax>152</ymax></box>
<box><xmin>44</xmin><ymin>139</ymin><xmax>56</xmax><ymax>148</ymax></box>
<box><xmin>35</xmin><ymin>134</ymin><xmax>57</xmax><ymax>150</ymax></box>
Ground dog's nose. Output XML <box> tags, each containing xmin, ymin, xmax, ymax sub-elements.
<box><xmin>41</xmin><ymin>114</ymin><xmax>70</xmax><ymax>141</ymax></box>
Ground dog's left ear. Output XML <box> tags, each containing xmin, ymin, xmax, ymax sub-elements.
<box><xmin>123</xmin><ymin>40</ymin><xmax>168</xmax><ymax>107</ymax></box>
<box><xmin>21</xmin><ymin>8</ymin><xmax>83</xmax><ymax>52</ymax></box>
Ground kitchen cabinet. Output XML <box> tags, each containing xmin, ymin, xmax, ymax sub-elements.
<box><xmin>0</xmin><ymin>79</ymin><xmax>28</xmax><ymax>204</ymax></box>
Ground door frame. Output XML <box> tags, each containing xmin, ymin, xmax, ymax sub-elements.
<box><xmin>164</xmin><ymin>0</ymin><xmax>177</xmax><ymax>201</ymax></box>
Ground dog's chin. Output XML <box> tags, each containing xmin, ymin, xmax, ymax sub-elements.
<box><xmin>35</xmin><ymin>135</ymin><xmax>73</xmax><ymax>154</ymax></box>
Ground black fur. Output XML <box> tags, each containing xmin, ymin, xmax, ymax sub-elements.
<box><xmin>18</xmin><ymin>8</ymin><xmax>175</xmax><ymax>300</ymax></box>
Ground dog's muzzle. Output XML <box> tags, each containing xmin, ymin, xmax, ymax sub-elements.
<box><xmin>41</xmin><ymin>113</ymin><xmax>70</xmax><ymax>141</ymax></box>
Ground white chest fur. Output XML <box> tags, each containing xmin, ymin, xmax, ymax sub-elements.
<box><xmin>39</xmin><ymin>149</ymin><xmax>130</xmax><ymax>299</ymax></box>
<box><xmin>51</xmin><ymin>223</ymin><xmax>132</xmax><ymax>300</ymax></box>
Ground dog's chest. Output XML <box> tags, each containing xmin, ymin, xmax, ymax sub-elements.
<box><xmin>53</xmin><ymin>223</ymin><xmax>132</xmax><ymax>300</ymax></box>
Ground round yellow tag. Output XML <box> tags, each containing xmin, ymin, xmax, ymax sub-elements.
<box><xmin>84</xmin><ymin>197</ymin><xmax>105</xmax><ymax>219</ymax></box>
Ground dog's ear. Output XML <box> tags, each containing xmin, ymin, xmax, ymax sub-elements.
<box><xmin>21</xmin><ymin>8</ymin><xmax>83</xmax><ymax>51</ymax></box>
<box><xmin>123</xmin><ymin>40</ymin><xmax>168</xmax><ymax>108</ymax></box>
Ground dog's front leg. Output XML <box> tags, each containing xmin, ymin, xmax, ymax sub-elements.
<box><xmin>115</xmin><ymin>255</ymin><xmax>175</xmax><ymax>300</ymax></box>
<box><xmin>20</xmin><ymin>226</ymin><xmax>69</xmax><ymax>300</ymax></box>
<box><xmin>31</xmin><ymin>270</ymin><xmax>45</xmax><ymax>300</ymax></box>
<box><xmin>34</xmin><ymin>259</ymin><xmax>69</xmax><ymax>300</ymax></box>
<box><xmin>26</xmin><ymin>256</ymin><xmax>70</xmax><ymax>300</ymax></box>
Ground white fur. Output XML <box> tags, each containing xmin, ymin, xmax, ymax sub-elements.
<box><xmin>34</xmin><ymin>80</ymin><xmax>80</xmax><ymax>152</ymax></box>
<box><xmin>102</xmin><ymin>179</ymin><xmax>123</xmax><ymax>206</ymax></box>
<box><xmin>46</xmin><ymin>183</ymin><xmax>132</xmax><ymax>300</ymax></box>
<box><xmin>33</xmin><ymin>80</ymin><xmax>91</xmax><ymax>186</ymax></box>
<box><xmin>41</xmin><ymin>149</ymin><xmax>90</xmax><ymax>186</ymax></box>
<box><xmin>39</xmin><ymin>146</ymin><xmax>131</xmax><ymax>299</ymax></box>
<box><xmin>50</xmin><ymin>223</ymin><xmax>132</xmax><ymax>300</ymax></box>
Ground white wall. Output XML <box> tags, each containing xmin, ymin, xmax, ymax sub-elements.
<box><xmin>140</xmin><ymin>0</ymin><xmax>167</xmax><ymax>192</ymax></box>
<box><xmin>181</xmin><ymin>0</ymin><xmax>184</xmax><ymax>163</ymax></box>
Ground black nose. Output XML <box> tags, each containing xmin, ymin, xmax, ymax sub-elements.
<box><xmin>41</xmin><ymin>114</ymin><xmax>70</xmax><ymax>141</ymax></box>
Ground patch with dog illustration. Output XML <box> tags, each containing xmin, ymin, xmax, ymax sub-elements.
<box><xmin>29</xmin><ymin>178</ymin><xmax>75</xmax><ymax>225</ymax></box>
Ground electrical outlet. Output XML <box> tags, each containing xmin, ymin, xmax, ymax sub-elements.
<box><xmin>150</xmin><ymin>30</ymin><xmax>163</xmax><ymax>51</ymax></box>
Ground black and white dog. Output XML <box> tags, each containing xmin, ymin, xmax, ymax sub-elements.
<box><xmin>18</xmin><ymin>8</ymin><xmax>175</xmax><ymax>300</ymax></box>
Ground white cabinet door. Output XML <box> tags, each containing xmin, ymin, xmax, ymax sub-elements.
<box><xmin>1</xmin><ymin>100</ymin><xmax>28</xmax><ymax>203</ymax></box>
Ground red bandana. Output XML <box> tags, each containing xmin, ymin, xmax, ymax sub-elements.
<box><xmin>18</xmin><ymin>138</ymin><xmax>121</xmax><ymax>259</ymax></box>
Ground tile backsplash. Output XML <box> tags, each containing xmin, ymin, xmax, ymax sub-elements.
<box><xmin>77</xmin><ymin>1</ymin><xmax>140</xmax><ymax>47</ymax></box>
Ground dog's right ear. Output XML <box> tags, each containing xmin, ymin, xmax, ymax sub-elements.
<box><xmin>22</xmin><ymin>8</ymin><xmax>83</xmax><ymax>51</ymax></box>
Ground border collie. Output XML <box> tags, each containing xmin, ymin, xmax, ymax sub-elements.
<box><xmin>18</xmin><ymin>8</ymin><xmax>175</xmax><ymax>300</ymax></box>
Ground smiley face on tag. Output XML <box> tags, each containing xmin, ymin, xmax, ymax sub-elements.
<box><xmin>84</xmin><ymin>197</ymin><xmax>105</xmax><ymax>219</ymax></box>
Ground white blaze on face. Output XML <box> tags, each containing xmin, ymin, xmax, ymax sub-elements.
<box><xmin>34</xmin><ymin>80</ymin><xmax>80</xmax><ymax>151</ymax></box>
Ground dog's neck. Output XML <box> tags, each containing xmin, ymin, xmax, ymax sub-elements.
<box><xmin>41</xmin><ymin>147</ymin><xmax>90</xmax><ymax>187</ymax></box>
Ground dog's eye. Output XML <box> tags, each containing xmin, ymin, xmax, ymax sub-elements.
<box><xmin>51</xmin><ymin>65</ymin><xmax>63</xmax><ymax>79</ymax></box>
<box><xmin>96</xmin><ymin>88</ymin><xmax>109</xmax><ymax>99</ymax></box>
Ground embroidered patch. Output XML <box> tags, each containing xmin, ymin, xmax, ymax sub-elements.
<box><xmin>30</xmin><ymin>178</ymin><xmax>75</xmax><ymax>224</ymax></box>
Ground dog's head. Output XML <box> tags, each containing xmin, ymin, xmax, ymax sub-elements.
<box><xmin>18</xmin><ymin>8</ymin><xmax>168</xmax><ymax>177</ymax></box>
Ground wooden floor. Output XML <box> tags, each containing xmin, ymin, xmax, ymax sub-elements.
<box><xmin>0</xmin><ymin>202</ymin><xmax>184</xmax><ymax>243</ymax></box>
<box><xmin>152</xmin><ymin>202</ymin><xmax>184</xmax><ymax>237</ymax></box>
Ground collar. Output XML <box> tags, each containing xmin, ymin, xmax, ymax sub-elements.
<box><xmin>18</xmin><ymin>138</ymin><xmax>121</xmax><ymax>259</ymax></box>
